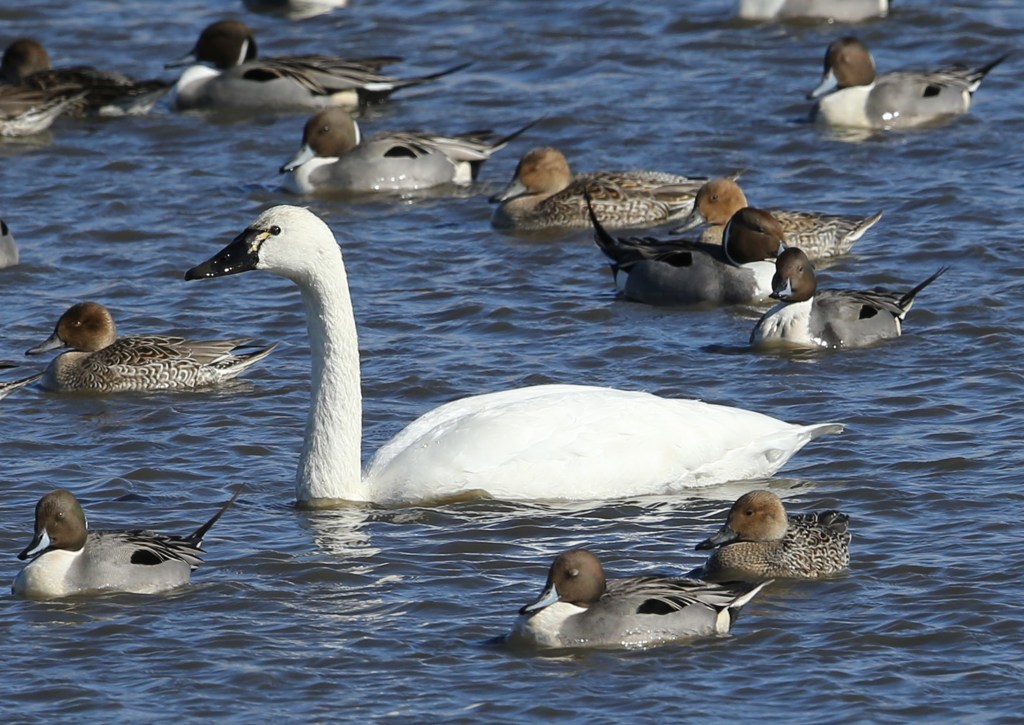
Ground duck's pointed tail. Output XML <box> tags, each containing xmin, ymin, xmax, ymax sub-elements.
<box><xmin>899</xmin><ymin>266</ymin><xmax>948</xmax><ymax>314</ymax></box>
<box><xmin>186</xmin><ymin>485</ymin><xmax>244</xmax><ymax>546</ymax></box>
<box><xmin>716</xmin><ymin>579</ymin><xmax>773</xmax><ymax>632</ymax></box>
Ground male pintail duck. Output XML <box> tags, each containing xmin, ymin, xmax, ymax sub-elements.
<box><xmin>166</xmin><ymin>19</ymin><xmax>468</xmax><ymax>114</ymax></box>
<box><xmin>0</xmin><ymin>218</ymin><xmax>17</xmax><ymax>267</ymax></box>
<box><xmin>185</xmin><ymin>205</ymin><xmax>842</xmax><ymax>506</ymax></box>
<box><xmin>739</xmin><ymin>0</ymin><xmax>887</xmax><ymax>22</ymax></box>
<box><xmin>808</xmin><ymin>37</ymin><xmax>1008</xmax><ymax>129</ymax></box>
<box><xmin>1</xmin><ymin>38</ymin><xmax>169</xmax><ymax>117</ymax></box>
<box><xmin>0</xmin><ymin>84</ymin><xmax>83</xmax><ymax>137</ymax></box>
<box><xmin>12</xmin><ymin>487</ymin><xmax>240</xmax><ymax>599</ymax></box>
<box><xmin>490</xmin><ymin>146</ymin><xmax>713</xmax><ymax>232</ymax></box>
<box><xmin>280</xmin><ymin>108</ymin><xmax>537</xmax><ymax>193</ymax></box>
<box><xmin>751</xmin><ymin>248</ymin><xmax>947</xmax><ymax>349</ymax></box>
<box><xmin>510</xmin><ymin>548</ymin><xmax>772</xmax><ymax>650</ymax></box>
<box><xmin>591</xmin><ymin>196</ymin><xmax>786</xmax><ymax>306</ymax></box>
<box><xmin>672</xmin><ymin>178</ymin><xmax>882</xmax><ymax>262</ymax></box>
<box><xmin>26</xmin><ymin>301</ymin><xmax>276</xmax><ymax>392</ymax></box>
<box><xmin>691</xmin><ymin>490</ymin><xmax>850</xmax><ymax>582</ymax></box>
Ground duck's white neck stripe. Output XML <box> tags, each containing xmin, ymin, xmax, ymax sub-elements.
<box><xmin>236</xmin><ymin>39</ymin><xmax>250</xmax><ymax>67</ymax></box>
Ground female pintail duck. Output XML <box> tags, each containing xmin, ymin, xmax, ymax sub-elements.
<box><xmin>12</xmin><ymin>487</ymin><xmax>240</xmax><ymax>599</ymax></box>
<box><xmin>591</xmin><ymin>198</ymin><xmax>786</xmax><ymax>306</ymax></box>
<box><xmin>510</xmin><ymin>549</ymin><xmax>772</xmax><ymax>650</ymax></box>
<box><xmin>185</xmin><ymin>205</ymin><xmax>842</xmax><ymax>507</ymax></box>
<box><xmin>0</xmin><ymin>84</ymin><xmax>82</xmax><ymax>137</ymax></box>
<box><xmin>691</xmin><ymin>490</ymin><xmax>850</xmax><ymax>582</ymax></box>
<box><xmin>280</xmin><ymin>108</ymin><xmax>537</xmax><ymax>194</ymax></box>
<box><xmin>166</xmin><ymin>19</ymin><xmax>468</xmax><ymax>114</ymax></box>
<box><xmin>739</xmin><ymin>0</ymin><xmax>887</xmax><ymax>22</ymax></box>
<box><xmin>0</xmin><ymin>218</ymin><xmax>17</xmax><ymax>267</ymax></box>
<box><xmin>808</xmin><ymin>37</ymin><xmax>1008</xmax><ymax>130</ymax></box>
<box><xmin>26</xmin><ymin>301</ymin><xmax>276</xmax><ymax>392</ymax></box>
<box><xmin>672</xmin><ymin>178</ymin><xmax>882</xmax><ymax>262</ymax></box>
<box><xmin>1</xmin><ymin>38</ymin><xmax>169</xmax><ymax>117</ymax></box>
<box><xmin>489</xmin><ymin>146</ymin><xmax>713</xmax><ymax>232</ymax></box>
<box><xmin>751</xmin><ymin>248</ymin><xmax>947</xmax><ymax>349</ymax></box>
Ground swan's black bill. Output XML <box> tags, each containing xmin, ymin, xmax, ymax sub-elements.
<box><xmin>185</xmin><ymin>229</ymin><xmax>260</xmax><ymax>280</ymax></box>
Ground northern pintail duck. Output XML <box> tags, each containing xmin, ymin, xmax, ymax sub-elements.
<box><xmin>591</xmin><ymin>198</ymin><xmax>786</xmax><ymax>306</ymax></box>
<box><xmin>691</xmin><ymin>490</ymin><xmax>850</xmax><ymax>582</ymax></box>
<box><xmin>12</xmin><ymin>487</ymin><xmax>240</xmax><ymax>599</ymax></box>
<box><xmin>0</xmin><ymin>84</ymin><xmax>82</xmax><ymax>137</ymax></box>
<box><xmin>490</xmin><ymin>146</ymin><xmax>712</xmax><ymax>232</ymax></box>
<box><xmin>185</xmin><ymin>205</ymin><xmax>841</xmax><ymax>505</ymax></box>
<box><xmin>26</xmin><ymin>301</ymin><xmax>276</xmax><ymax>392</ymax></box>
<box><xmin>0</xmin><ymin>218</ymin><xmax>17</xmax><ymax>267</ymax></box>
<box><xmin>751</xmin><ymin>248</ymin><xmax>947</xmax><ymax>349</ymax></box>
<box><xmin>280</xmin><ymin>108</ymin><xmax>536</xmax><ymax>194</ymax></box>
<box><xmin>167</xmin><ymin>19</ymin><xmax>468</xmax><ymax>114</ymax></box>
<box><xmin>672</xmin><ymin>178</ymin><xmax>881</xmax><ymax>262</ymax></box>
<box><xmin>808</xmin><ymin>37</ymin><xmax>1008</xmax><ymax>129</ymax></box>
<box><xmin>1</xmin><ymin>38</ymin><xmax>169</xmax><ymax>117</ymax></box>
<box><xmin>739</xmin><ymin>0</ymin><xmax>887</xmax><ymax>21</ymax></box>
<box><xmin>510</xmin><ymin>549</ymin><xmax>772</xmax><ymax>650</ymax></box>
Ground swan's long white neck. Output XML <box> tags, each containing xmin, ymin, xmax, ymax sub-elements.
<box><xmin>293</xmin><ymin>249</ymin><xmax>366</xmax><ymax>504</ymax></box>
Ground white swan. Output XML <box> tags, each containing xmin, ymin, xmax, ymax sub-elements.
<box><xmin>185</xmin><ymin>206</ymin><xmax>842</xmax><ymax>507</ymax></box>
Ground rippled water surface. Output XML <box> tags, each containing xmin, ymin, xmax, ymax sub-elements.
<box><xmin>3</xmin><ymin>0</ymin><xmax>1024</xmax><ymax>721</ymax></box>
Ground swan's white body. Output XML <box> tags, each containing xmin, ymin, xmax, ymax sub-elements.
<box><xmin>187</xmin><ymin>206</ymin><xmax>842</xmax><ymax>506</ymax></box>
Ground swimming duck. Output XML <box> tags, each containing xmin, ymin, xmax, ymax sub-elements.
<box><xmin>26</xmin><ymin>301</ymin><xmax>276</xmax><ymax>392</ymax></box>
<box><xmin>489</xmin><ymin>146</ymin><xmax>712</xmax><ymax>231</ymax></box>
<box><xmin>510</xmin><ymin>548</ymin><xmax>772</xmax><ymax>650</ymax></box>
<box><xmin>808</xmin><ymin>37</ymin><xmax>1007</xmax><ymax>129</ymax></box>
<box><xmin>12</xmin><ymin>487</ymin><xmax>240</xmax><ymax>599</ymax></box>
<box><xmin>691</xmin><ymin>490</ymin><xmax>850</xmax><ymax>582</ymax></box>
<box><xmin>672</xmin><ymin>178</ymin><xmax>882</xmax><ymax>262</ymax></box>
<box><xmin>750</xmin><ymin>248</ymin><xmax>947</xmax><ymax>349</ymax></box>
<box><xmin>1</xmin><ymin>38</ymin><xmax>169</xmax><ymax>117</ymax></box>
<box><xmin>280</xmin><ymin>108</ymin><xmax>536</xmax><ymax>193</ymax></box>
<box><xmin>185</xmin><ymin>205</ymin><xmax>842</xmax><ymax>506</ymax></box>
<box><xmin>591</xmin><ymin>197</ymin><xmax>786</xmax><ymax>306</ymax></box>
<box><xmin>0</xmin><ymin>84</ymin><xmax>82</xmax><ymax>137</ymax></box>
<box><xmin>166</xmin><ymin>19</ymin><xmax>468</xmax><ymax>114</ymax></box>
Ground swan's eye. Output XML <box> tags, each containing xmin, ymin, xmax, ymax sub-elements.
<box><xmin>270</xmin><ymin>225</ymin><xmax>282</xmax><ymax>236</ymax></box>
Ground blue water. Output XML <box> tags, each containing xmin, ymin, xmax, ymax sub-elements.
<box><xmin>2</xmin><ymin>0</ymin><xmax>1024</xmax><ymax>721</ymax></box>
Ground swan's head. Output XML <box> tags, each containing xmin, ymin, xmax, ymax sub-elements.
<box><xmin>185</xmin><ymin>205</ymin><xmax>340</xmax><ymax>284</ymax></box>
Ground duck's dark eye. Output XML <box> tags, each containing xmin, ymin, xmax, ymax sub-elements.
<box><xmin>745</xmin><ymin>509</ymin><xmax>754</xmax><ymax>517</ymax></box>
<box><xmin>270</xmin><ymin>225</ymin><xmax>282</xmax><ymax>236</ymax></box>
<box><xmin>56</xmin><ymin>512</ymin><xmax>64</xmax><ymax>520</ymax></box>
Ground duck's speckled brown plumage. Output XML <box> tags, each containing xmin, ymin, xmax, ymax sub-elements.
<box><xmin>28</xmin><ymin>301</ymin><xmax>276</xmax><ymax>393</ymax></box>
<box><xmin>693</xmin><ymin>490</ymin><xmax>851</xmax><ymax>582</ymax></box>
<box><xmin>676</xmin><ymin>178</ymin><xmax>882</xmax><ymax>261</ymax></box>
<box><xmin>491</xmin><ymin>147</ymin><xmax>709</xmax><ymax>231</ymax></box>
